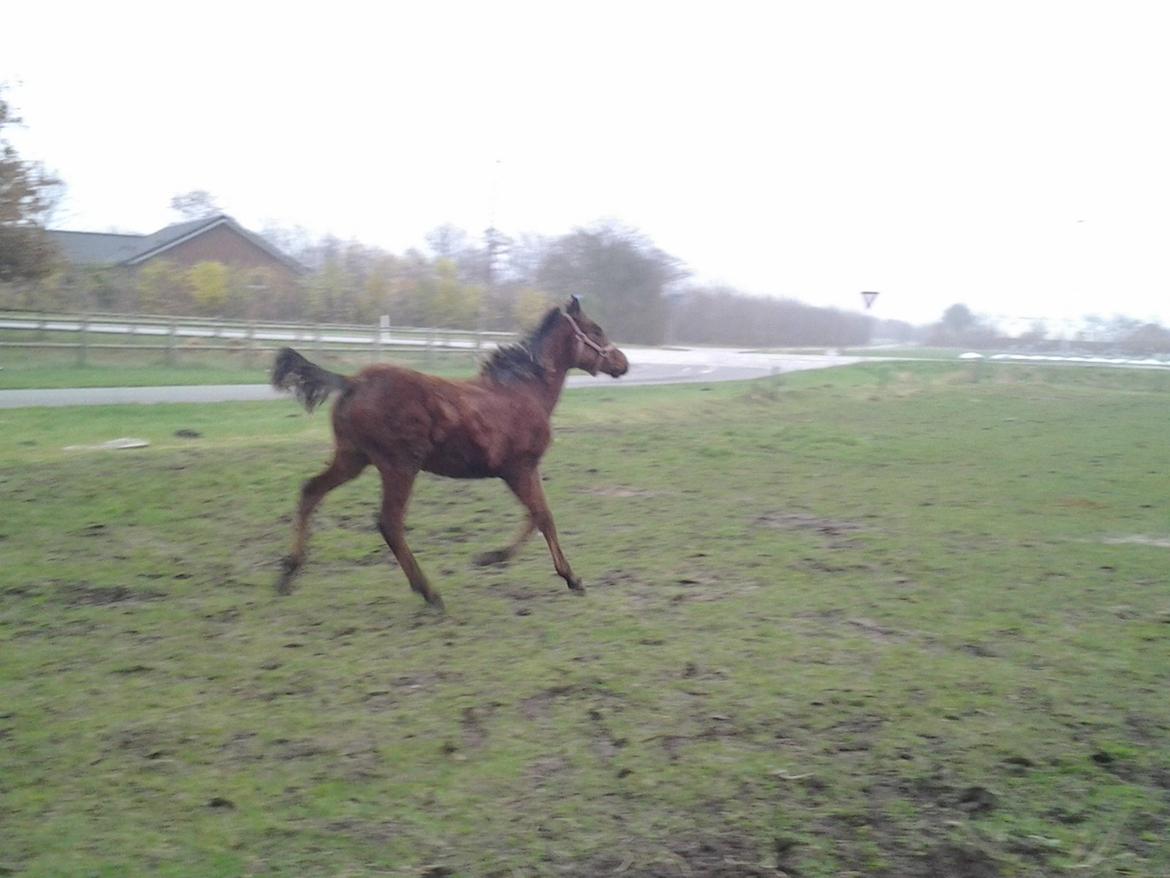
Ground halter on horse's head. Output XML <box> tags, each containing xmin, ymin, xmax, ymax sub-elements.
<box><xmin>560</xmin><ymin>295</ymin><xmax>629</xmax><ymax>378</ymax></box>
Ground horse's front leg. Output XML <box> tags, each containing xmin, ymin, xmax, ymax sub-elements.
<box><xmin>504</xmin><ymin>466</ymin><xmax>583</xmax><ymax>593</ymax></box>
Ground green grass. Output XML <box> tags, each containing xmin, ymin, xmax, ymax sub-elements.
<box><xmin>2</xmin><ymin>363</ymin><xmax>1169</xmax><ymax>877</ymax></box>
<box><xmin>0</xmin><ymin>332</ymin><xmax>482</xmax><ymax>388</ymax></box>
<box><xmin>843</xmin><ymin>345</ymin><xmax>964</xmax><ymax>358</ymax></box>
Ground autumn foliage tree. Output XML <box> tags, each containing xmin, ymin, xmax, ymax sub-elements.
<box><xmin>187</xmin><ymin>261</ymin><xmax>229</xmax><ymax>314</ymax></box>
<box><xmin>0</xmin><ymin>86</ymin><xmax>61</xmax><ymax>284</ymax></box>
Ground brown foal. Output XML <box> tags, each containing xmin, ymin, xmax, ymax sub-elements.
<box><xmin>271</xmin><ymin>296</ymin><xmax>628</xmax><ymax>610</ymax></box>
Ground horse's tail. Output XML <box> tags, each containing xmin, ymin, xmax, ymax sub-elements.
<box><xmin>271</xmin><ymin>347</ymin><xmax>352</xmax><ymax>413</ymax></box>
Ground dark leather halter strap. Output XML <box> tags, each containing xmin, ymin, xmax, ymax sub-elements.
<box><xmin>561</xmin><ymin>310</ymin><xmax>615</xmax><ymax>374</ymax></box>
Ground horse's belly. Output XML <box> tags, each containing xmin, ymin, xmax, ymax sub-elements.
<box><xmin>422</xmin><ymin>436</ymin><xmax>503</xmax><ymax>479</ymax></box>
<box><xmin>424</xmin><ymin>458</ymin><xmax>495</xmax><ymax>479</ymax></box>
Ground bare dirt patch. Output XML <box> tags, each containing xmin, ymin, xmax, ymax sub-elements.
<box><xmin>318</xmin><ymin>818</ymin><xmax>400</xmax><ymax>845</ymax></box>
<box><xmin>56</xmin><ymin>582</ymin><xmax>167</xmax><ymax>606</ymax></box>
<box><xmin>579</xmin><ymin>485</ymin><xmax>663</xmax><ymax>498</ymax></box>
<box><xmin>360</xmin><ymin>671</ymin><xmax>464</xmax><ymax>712</ymax></box>
<box><xmin>570</xmin><ymin>835</ymin><xmax>778</xmax><ymax>877</ymax></box>
<box><xmin>592</xmin><ymin>569</ymin><xmax>758</xmax><ymax>609</ymax></box>
<box><xmin>794</xmin><ymin>609</ymin><xmax>908</xmax><ymax>644</ymax></box>
<box><xmin>525</xmin><ymin>755</ymin><xmax>570</xmax><ymax>788</ymax></box>
<box><xmin>1102</xmin><ymin>534</ymin><xmax>1170</xmax><ymax>548</ymax></box>
<box><xmin>916</xmin><ymin>843</ymin><xmax>1001</xmax><ymax>878</ymax></box>
<box><xmin>460</xmin><ymin>704</ymin><xmax>499</xmax><ymax>749</ymax></box>
<box><xmin>519</xmin><ymin>684</ymin><xmax>581</xmax><ymax>721</ymax></box>
<box><xmin>519</xmin><ymin>681</ymin><xmax>622</xmax><ymax>722</ymax></box>
<box><xmin>754</xmin><ymin>511</ymin><xmax>864</xmax><ymax>539</ymax></box>
<box><xmin>845</xmin><ymin>616</ymin><xmax>905</xmax><ymax>642</ymax></box>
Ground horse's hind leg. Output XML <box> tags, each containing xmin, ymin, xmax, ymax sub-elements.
<box><xmin>375</xmin><ymin>465</ymin><xmax>444</xmax><ymax>611</ymax></box>
<box><xmin>276</xmin><ymin>447</ymin><xmax>368</xmax><ymax>594</ymax></box>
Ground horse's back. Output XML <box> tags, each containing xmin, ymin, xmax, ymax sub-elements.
<box><xmin>336</xmin><ymin>364</ymin><xmax>550</xmax><ymax>477</ymax></box>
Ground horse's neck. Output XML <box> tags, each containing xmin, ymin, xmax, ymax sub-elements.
<box><xmin>476</xmin><ymin>361</ymin><xmax>569</xmax><ymax>414</ymax></box>
<box><xmin>530</xmin><ymin>332</ymin><xmax>573</xmax><ymax>412</ymax></box>
<box><xmin>534</xmin><ymin>363</ymin><xmax>570</xmax><ymax>413</ymax></box>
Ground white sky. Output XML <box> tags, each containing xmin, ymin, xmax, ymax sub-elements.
<box><xmin>5</xmin><ymin>0</ymin><xmax>1169</xmax><ymax>327</ymax></box>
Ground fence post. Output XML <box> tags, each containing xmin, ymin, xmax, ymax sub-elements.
<box><xmin>377</xmin><ymin>315</ymin><xmax>390</xmax><ymax>363</ymax></box>
<box><xmin>77</xmin><ymin>314</ymin><xmax>89</xmax><ymax>366</ymax></box>
<box><xmin>167</xmin><ymin>319</ymin><xmax>177</xmax><ymax>365</ymax></box>
<box><xmin>246</xmin><ymin>320</ymin><xmax>256</xmax><ymax>368</ymax></box>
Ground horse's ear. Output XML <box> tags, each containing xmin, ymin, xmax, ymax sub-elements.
<box><xmin>566</xmin><ymin>295</ymin><xmax>581</xmax><ymax>315</ymax></box>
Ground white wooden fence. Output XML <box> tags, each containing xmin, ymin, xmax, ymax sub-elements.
<box><xmin>0</xmin><ymin>309</ymin><xmax>516</xmax><ymax>366</ymax></box>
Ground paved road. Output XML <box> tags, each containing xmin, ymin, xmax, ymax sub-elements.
<box><xmin>0</xmin><ymin>348</ymin><xmax>866</xmax><ymax>408</ymax></box>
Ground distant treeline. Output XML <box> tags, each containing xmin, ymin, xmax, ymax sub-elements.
<box><xmin>925</xmin><ymin>304</ymin><xmax>1170</xmax><ymax>355</ymax></box>
<box><xmin>9</xmin><ymin>220</ymin><xmax>895</xmax><ymax>347</ymax></box>
<box><xmin>6</xmin><ymin>218</ymin><xmax>1168</xmax><ymax>352</ymax></box>
<box><xmin>669</xmin><ymin>286</ymin><xmax>918</xmax><ymax>348</ymax></box>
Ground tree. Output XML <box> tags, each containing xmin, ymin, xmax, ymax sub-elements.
<box><xmin>0</xmin><ymin>86</ymin><xmax>62</xmax><ymax>283</ymax></box>
<box><xmin>670</xmin><ymin>285</ymin><xmax>873</xmax><ymax>347</ymax></box>
<box><xmin>188</xmin><ymin>261</ymin><xmax>229</xmax><ymax>314</ymax></box>
<box><xmin>941</xmin><ymin>303</ymin><xmax>976</xmax><ymax>335</ymax></box>
<box><xmin>170</xmin><ymin>190</ymin><xmax>221</xmax><ymax>221</ymax></box>
<box><xmin>136</xmin><ymin>260</ymin><xmax>187</xmax><ymax>313</ymax></box>
<box><xmin>421</xmin><ymin>259</ymin><xmax>480</xmax><ymax>328</ymax></box>
<box><xmin>536</xmin><ymin>222</ymin><xmax>686</xmax><ymax>344</ymax></box>
<box><xmin>512</xmin><ymin>287</ymin><xmax>554</xmax><ymax>329</ymax></box>
<box><xmin>425</xmin><ymin>223</ymin><xmax>471</xmax><ymax>260</ymax></box>
<box><xmin>929</xmin><ymin>302</ymin><xmax>995</xmax><ymax>347</ymax></box>
<box><xmin>1119</xmin><ymin>322</ymin><xmax>1170</xmax><ymax>355</ymax></box>
<box><xmin>1018</xmin><ymin>320</ymin><xmax>1047</xmax><ymax>346</ymax></box>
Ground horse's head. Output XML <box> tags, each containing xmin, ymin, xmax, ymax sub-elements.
<box><xmin>561</xmin><ymin>296</ymin><xmax>629</xmax><ymax>378</ymax></box>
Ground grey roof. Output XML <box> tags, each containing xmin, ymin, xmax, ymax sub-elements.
<box><xmin>47</xmin><ymin>214</ymin><xmax>304</xmax><ymax>273</ymax></box>
<box><xmin>46</xmin><ymin>230</ymin><xmax>146</xmax><ymax>266</ymax></box>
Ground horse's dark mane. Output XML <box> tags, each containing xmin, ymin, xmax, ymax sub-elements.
<box><xmin>480</xmin><ymin>307</ymin><xmax>562</xmax><ymax>383</ymax></box>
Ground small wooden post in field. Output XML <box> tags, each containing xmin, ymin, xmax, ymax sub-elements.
<box><xmin>375</xmin><ymin>315</ymin><xmax>388</xmax><ymax>363</ymax></box>
<box><xmin>77</xmin><ymin>314</ymin><xmax>89</xmax><ymax>366</ymax></box>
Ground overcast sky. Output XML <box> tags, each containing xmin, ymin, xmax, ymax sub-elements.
<box><xmin>5</xmin><ymin>1</ymin><xmax>1168</xmax><ymax>328</ymax></box>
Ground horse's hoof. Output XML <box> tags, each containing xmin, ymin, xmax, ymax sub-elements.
<box><xmin>474</xmin><ymin>549</ymin><xmax>509</xmax><ymax>567</ymax></box>
<box><xmin>275</xmin><ymin>557</ymin><xmax>298</xmax><ymax>595</ymax></box>
<box><xmin>567</xmin><ymin>578</ymin><xmax>586</xmax><ymax>594</ymax></box>
<box><xmin>427</xmin><ymin>595</ymin><xmax>446</xmax><ymax>612</ymax></box>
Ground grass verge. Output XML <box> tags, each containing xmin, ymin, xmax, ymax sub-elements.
<box><xmin>0</xmin><ymin>339</ymin><xmax>480</xmax><ymax>388</ymax></box>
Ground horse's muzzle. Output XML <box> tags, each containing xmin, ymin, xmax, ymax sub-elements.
<box><xmin>601</xmin><ymin>348</ymin><xmax>629</xmax><ymax>378</ymax></box>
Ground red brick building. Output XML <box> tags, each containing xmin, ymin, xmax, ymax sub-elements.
<box><xmin>47</xmin><ymin>214</ymin><xmax>303</xmax><ymax>283</ymax></box>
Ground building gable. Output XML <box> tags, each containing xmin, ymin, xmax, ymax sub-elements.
<box><xmin>47</xmin><ymin>214</ymin><xmax>304</xmax><ymax>279</ymax></box>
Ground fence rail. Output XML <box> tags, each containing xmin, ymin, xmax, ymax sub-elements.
<box><xmin>0</xmin><ymin>309</ymin><xmax>517</xmax><ymax>366</ymax></box>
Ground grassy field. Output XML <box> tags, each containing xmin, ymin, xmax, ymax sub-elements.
<box><xmin>1</xmin><ymin>363</ymin><xmax>1168</xmax><ymax>877</ymax></box>
<box><xmin>0</xmin><ymin>335</ymin><xmax>481</xmax><ymax>388</ymax></box>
